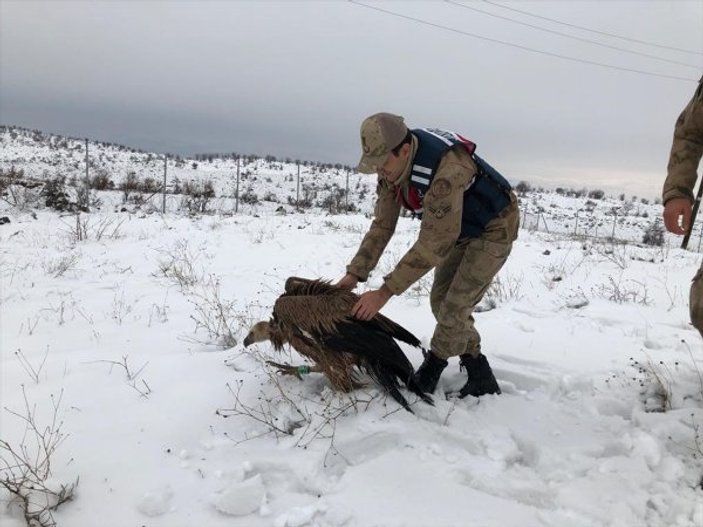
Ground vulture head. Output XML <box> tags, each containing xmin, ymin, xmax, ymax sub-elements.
<box><xmin>243</xmin><ymin>321</ymin><xmax>271</xmax><ymax>347</ymax></box>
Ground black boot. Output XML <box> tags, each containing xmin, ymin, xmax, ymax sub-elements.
<box><xmin>458</xmin><ymin>353</ymin><xmax>501</xmax><ymax>398</ymax></box>
<box><xmin>413</xmin><ymin>351</ymin><xmax>448</xmax><ymax>394</ymax></box>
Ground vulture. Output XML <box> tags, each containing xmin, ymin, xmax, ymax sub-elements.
<box><xmin>243</xmin><ymin>277</ymin><xmax>433</xmax><ymax>412</ymax></box>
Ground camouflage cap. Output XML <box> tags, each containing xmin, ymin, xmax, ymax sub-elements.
<box><xmin>357</xmin><ymin>112</ymin><xmax>408</xmax><ymax>174</ymax></box>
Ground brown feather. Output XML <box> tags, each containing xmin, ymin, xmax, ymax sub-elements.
<box><xmin>245</xmin><ymin>277</ymin><xmax>433</xmax><ymax>411</ymax></box>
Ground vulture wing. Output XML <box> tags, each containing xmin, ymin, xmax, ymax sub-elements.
<box><xmin>283</xmin><ymin>276</ymin><xmax>336</xmax><ymax>296</ymax></box>
<box><xmin>283</xmin><ymin>277</ymin><xmax>423</xmax><ymax>348</ymax></box>
<box><xmin>273</xmin><ymin>292</ymin><xmax>354</xmax><ymax>336</ymax></box>
<box><xmin>320</xmin><ymin>321</ymin><xmax>433</xmax><ymax>409</ymax></box>
<box><xmin>319</xmin><ymin>319</ymin><xmax>414</xmax><ymax>376</ymax></box>
<box><xmin>372</xmin><ymin>313</ymin><xmax>422</xmax><ymax>348</ymax></box>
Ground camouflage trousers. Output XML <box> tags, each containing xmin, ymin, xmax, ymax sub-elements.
<box><xmin>430</xmin><ymin>193</ymin><xmax>520</xmax><ymax>360</ymax></box>
<box><xmin>690</xmin><ymin>263</ymin><xmax>703</xmax><ymax>338</ymax></box>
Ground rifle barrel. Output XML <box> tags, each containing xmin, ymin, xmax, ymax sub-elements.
<box><xmin>681</xmin><ymin>173</ymin><xmax>703</xmax><ymax>250</ymax></box>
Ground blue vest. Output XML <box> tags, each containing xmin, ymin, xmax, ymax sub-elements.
<box><xmin>408</xmin><ymin>128</ymin><xmax>512</xmax><ymax>239</ymax></box>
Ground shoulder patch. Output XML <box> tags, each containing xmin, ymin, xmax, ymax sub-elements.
<box><xmin>430</xmin><ymin>178</ymin><xmax>452</xmax><ymax>198</ymax></box>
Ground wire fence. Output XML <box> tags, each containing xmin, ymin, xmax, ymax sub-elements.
<box><xmin>520</xmin><ymin>208</ymin><xmax>703</xmax><ymax>252</ymax></box>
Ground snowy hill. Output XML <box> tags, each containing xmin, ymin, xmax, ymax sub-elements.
<box><xmin>0</xmin><ymin>125</ymin><xmax>373</xmax><ymax>216</ymax></box>
<box><xmin>0</xmin><ymin>125</ymin><xmax>669</xmax><ymax>243</ymax></box>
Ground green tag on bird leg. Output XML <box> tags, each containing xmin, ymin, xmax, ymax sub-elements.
<box><xmin>297</xmin><ymin>365</ymin><xmax>311</xmax><ymax>375</ymax></box>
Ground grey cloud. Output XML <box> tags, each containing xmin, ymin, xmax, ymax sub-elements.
<box><xmin>1</xmin><ymin>0</ymin><xmax>701</xmax><ymax>197</ymax></box>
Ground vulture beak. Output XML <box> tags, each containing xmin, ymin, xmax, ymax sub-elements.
<box><xmin>243</xmin><ymin>334</ymin><xmax>253</xmax><ymax>347</ymax></box>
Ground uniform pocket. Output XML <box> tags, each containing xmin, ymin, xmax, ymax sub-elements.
<box><xmin>482</xmin><ymin>197</ymin><xmax>519</xmax><ymax>244</ymax></box>
<box><xmin>480</xmin><ymin>238</ymin><xmax>512</xmax><ymax>259</ymax></box>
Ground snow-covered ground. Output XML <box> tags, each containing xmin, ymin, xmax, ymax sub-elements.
<box><xmin>2</xmin><ymin>201</ymin><xmax>703</xmax><ymax>526</ymax></box>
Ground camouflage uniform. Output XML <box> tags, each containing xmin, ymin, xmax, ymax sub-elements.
<box><xmin>663</xmin><ymin>77</ymin><xmax>703</xmax><ymax>336</ymax></box>
<box><xmin>347</xmin><ymin>123</ymin><xmax>519</xmax><ymax>360</ymax></box>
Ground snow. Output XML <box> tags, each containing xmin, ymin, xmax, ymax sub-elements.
<box><xmin>213</xmin><ymin>474</ymin><xmax>266</xmax><ymax>517</ymax></box>
<box><xmin>1</xmin><ymin>130</ymin><xmax>703</xmax><ymax>526</ymax></box>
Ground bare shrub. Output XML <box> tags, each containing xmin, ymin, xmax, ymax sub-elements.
<box><xmin>593</xmin><ymin>276</ymin><xmax>649</xmax><ymax>305</ymax></box>
<box><xmin>477</xmin><ymin>272</ymin><xmax>524</xmax><ymax>311</ymax></box>
<box><xmin>247</xmin><ymin>225</ymin><xmax>275</xmax><ymax>244</ymax></box>
<box><xmin>318</xmin><ymin>187</ymin><xmax>348</xmax><ymax>214</ymax></box>
<box><xmin>42</xmin><ymin>252</ymin><xmax>80</xmax><ymax>278</ymax></box>
<box><xmin>594</xmin><ymin>240</ymin><xmax>630</xmax><ymax>270</ymax></box>
<box><xmin>120</xmin><ymin>171</ymin><xmax>140</xmax><ymax>203</ymax></box>
<box><xmin>0</xmin><ymin>166</ymin><xmax>24</xmax><ymax>195</ymax></box>
<box><xmin>40</xmin><ymin>177</ymin><xmax>75</xmax><ymax>212</ymax></box>
<box><xmin>263</xmin><ymin>191</ymin><xmax>278</xmax><ymax>203</ymax></box>
<box><xmin>0</xmin><ymin>387</ymin><xmax>78</xmax><ymax>527</ymax></box>
<box><xmin>111</xmin><ymin>287</ymin><xmax>133</xmax><ymax>325</ymax></box>
<box><xmin>60</xmin><ymin>214</ymin><xmax>121</xmax><ymax>243</ymax></box>
<box><xmin>588</xmin><ymin>189</ymin><xmax>605</xmax><ymax>200</ymax></box>
<box><xmin>92</xmin><ymin>217</ymin><xmax>125</xmax><ymax>241</ymax></box>
<box><xmin>75</xmin><ymin>184</ymin><xmax>101</xmax><ymax>212</ymax></box>
<box><xmin>88</xmin><ymin>169</ymin><xmax>114</xmax><ymax>191</ymax></box>
<box><xmin>14</xmin><ymin>347</ymin><xmax>50</xmax><ymax>384</ymax></box>
<box><xmin>157</xmin><ymin>240</ymin><xmax>201</xmax><ymax>289</ymax></box>
<box><xmin>218</xmin><ymin>353</ymin><xmax>375</xmax><ymax>448</ymax></box>
<box><xmin>181</xmin><ymin>180</ymin><xmax>215</xmax><ymax>213</ymax></box>
<box><xmin>93</xmin><ymin>355</ymin><xmax>152</xmax><ymax>397</ymax></box>
<box><xmin>187</xmin><ymin>275</ymin><xmax>238</xmax><ymax>348</ymax></box>
<box><xmin>140</xmin><ymin>177</ymin><xmax>159</xmax><ymax>194</ymax></box>
<box><xmin>239</xmin><ymin>187</ymin><xmax>259</xmax><ymax>205</ymax></box>
<box><xmin>71</xmin><ymin>214</ymin><xmax>89</xmax><ymax>243</ymax></box>
<box><xmin>514</xmin><ymin>180</ymin><xmax>532</xmax><ymax>195</ymax></box>
<box><xmin>405</xmin><ymin>274</ymin><xmax>433</xmax><ymax>305</ymax></box>
<box><xmin>0</xmin><ymin>167</ymin><xmax>42</xmax><ymax>210</ymax></box>
<box><xmin>642</xmin><ymin>220</ymin><xmax>664</xmax><ymax>247</ymax></box>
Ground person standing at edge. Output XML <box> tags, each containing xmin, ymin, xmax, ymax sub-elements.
<box><xmin>663</xmin><ymin>76</ymin><xmax>703</xmax><ymax>337</ymax></box>
<box><xmin>336</xmin><ymin>113</ymin><xmax>519</xmax><ymax>398</ymax></box>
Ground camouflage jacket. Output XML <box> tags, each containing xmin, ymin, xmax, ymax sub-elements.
<box><xmin>663</xmin><ymin>76</ymin><xmax>703</xmax><ymax>204</ymax></box>
<box><xmin>346</xmin><ymin>135</ymin><xmax>475</xmax><ymax>295</ymax></box>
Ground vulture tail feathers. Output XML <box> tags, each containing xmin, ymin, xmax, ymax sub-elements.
<box><xmin>320</xmin><ymin>320</ymin><xmax>434</xmax><ymax>410</ymax></box>
<box><xmin>372</xmin><ymin>313</ymin><xmax>422</xmax><ymax>348</ymax></box>
<box><xmin>404</xmin><ymin>374</ymin><xmax>435</xmax><ymax>406</ymax></box>
<box><xmin>321</xmin><ymin>320</ymin><xmax>414</xmax><ymax>377</ymax></box>
<box><xmin>364</xmin><ymin>357</ymin><xmax>434</xmax><ymax>412</ymax></box>
<box><xmin>366</xmin><ymin>361</ymin><xmax>413</xmax><ymax>413</ymax></box>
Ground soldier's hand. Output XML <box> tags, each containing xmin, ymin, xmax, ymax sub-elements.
<box><xmin>336</xmin><ymin>273</ymin><xmax>359</xmax><ymax>290</ymax></box>
<box><xmin>351</xmin><ymin>286</ymin><xmax>393</xmax><ymax>320</ymax></box>
<box><xmin>663</xmin><ymin>197</ymin><xmax>693</xmax><ymax>235</ymax></box>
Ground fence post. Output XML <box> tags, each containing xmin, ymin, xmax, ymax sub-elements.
<box><xmin>83</xmin><ymin>138</ymin><xmax>90</xmax><ymax>211</ymax></box>
<box><xmin>540</xmin><ymin>212</ymin><xmax>549</xmax><ymax>233</ymax></box>
<box><xmin>296</xmin><ymin>162</ymin><xmax>301</xmax><ymax>210</ymax></box>
<box><xmin>611</xmin><ymin>210</ymin><xmax>617</xmax><ymax>240</ymax></box>
<box><xmin>574</xmin><ymin>209</ymin><xmax>579</xmax><ymax>236</ymax></box>
<box><xmin>235</xmin><ymin>157</ymin><xmax>240</xmax><ymax>213</ymax></box>
<box><xmin>345</xmin><ymin>169</ymin><xmax>350</xmax><ymax>214</ymax></box>
<box><xmin>162</xmin><ymin>155</ymin><xmax>167</xmax><ymax>213</ymax></box>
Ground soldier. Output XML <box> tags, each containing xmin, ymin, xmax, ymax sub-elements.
<box><xmin>662</xmin><ymin>76</ymin><xmax>703</xmax><ymax>337</ymax></box>
<box><xmin>336</xmin><ymin>113</ymin><xmax>519</xmax><ymax>398</ymax></box>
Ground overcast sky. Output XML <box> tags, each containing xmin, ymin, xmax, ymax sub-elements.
<box><xmin>1</xmin><ymin>1</ymin><xmax>702</xmax><ymax>198</ymax></box>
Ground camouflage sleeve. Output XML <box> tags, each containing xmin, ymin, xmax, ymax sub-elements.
<box><xmin>383</xmin><ymin>149</ymin><xmax>473</xmax><ymax>295</ymax></box>
<box><xmin>663</xmin><ymin>79</ymin><xmax>703</xmax><ymax>204</ymax></box>
<box><xmin>346</xmin><ymin>177</ymin><xmax>401</xmax><ymax>282</ymax></box>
